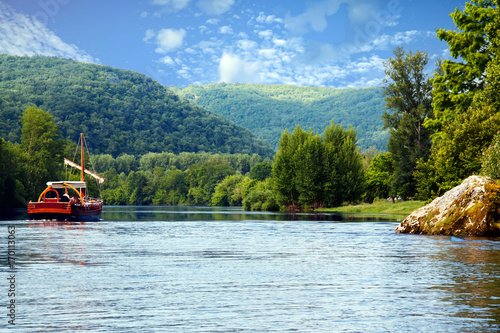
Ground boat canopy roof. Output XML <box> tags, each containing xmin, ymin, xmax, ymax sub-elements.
<box><xmin>46</xmin><ymin>181</ymin><xmax>86</xmax><ymax>189</ymax></box>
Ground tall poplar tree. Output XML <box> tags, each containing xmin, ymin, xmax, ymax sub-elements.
<box><xmin>272</xmin><ymin>121</ymin><xmax>365</xmax><ymax>210</ymax></box>
<box><xmin>381</xmin><ymin>47</ymin><xmax>433</xmax><ymax>199</ymax></box>
<box><xmin>21</xmin><ymin>106</ymin><xmax>64</xmax><ymax>200</ymax></box>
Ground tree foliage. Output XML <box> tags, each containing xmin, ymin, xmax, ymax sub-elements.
<box><xmin>416</xmin><ymin>1</ymin><xmax>500</xmax><ymax>198</ymax></box>
<box><xmin>0</xmin><ymin>54</ymin><xmax>274</xmax><ymax>158</ymax></box>
<box><xmin>272</xmin><ymin>121</ymin><xmax>365</xmax><ymax>210</ymax></box>
<box><xmin>21</xmin><ymin>106</ymin><xmax>65</xmax><ymax>199</ymax></box>
<box><xmin>481</xmin><ymin>133</ymin><xmax>500</xmax><ymax>179</ymax></box>
<box><xmin>0</xmin><ymin>106</ymin><xmax>68</xmax><ymax>206</ymax></box>
<box><xmin>172</xmin><ymin>83</ymin><xmax>388</xmax><ymax>151</ymax></box>
<box><xmin>365</xmin><ymin>152</ymin><xmax>394</xmax><ymax>201</ymax></box>
<box><xmin>0</xmin><ymin>137</ymin><xmax>25</xmax><ymax>207</ymax></box>
<box><xmin>381</xmin><ymin>47</ymin><xmax>434</xmax><ymax>199</ymax></box>
<box><xmin>427</xmin><ymin>0</ymin><xmax>499</xmax><ymax>134</ymax></box>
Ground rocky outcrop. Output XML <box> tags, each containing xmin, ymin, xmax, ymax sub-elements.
<box><xmin>395</xmin><ymin>176</ymin><xmax>500</xmax><ymax>236</ymax></box>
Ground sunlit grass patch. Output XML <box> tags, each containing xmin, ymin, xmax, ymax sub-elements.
<box><xmin>317</xmin><ymin>199</ymin><xmax>426</xmax><ymax>216</ymax></box>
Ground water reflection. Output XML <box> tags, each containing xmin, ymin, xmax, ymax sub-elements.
<box><xmin>21</xmin><ymin>220</ymin><xmax>106</xmax><ymax>268</ymax></box>
<box><xmin>427</xmin><ymin>237</ymin><xmax>500</xmax><ymax>332</ymax></box>
<box><xmin>101</xmin><ymin>205</ymin><xmax>401</xmax><ymax>223</ymax></box>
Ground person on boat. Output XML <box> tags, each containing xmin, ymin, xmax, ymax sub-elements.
<box><xmin>61</xmin><ymin>193</ymin><xmax>71</xmax><ymax>202</ymax></box>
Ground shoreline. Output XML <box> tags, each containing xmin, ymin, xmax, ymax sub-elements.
<box><xmin>316</xmin><ymin>199</ymin><xmax>426</xmax><ymax>216</ymax></box>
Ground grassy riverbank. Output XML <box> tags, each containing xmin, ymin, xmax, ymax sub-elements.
<box><xmin>317</xmin><ymin>199</ymin><xmax>426</xmax><ymax>215</ymax></box>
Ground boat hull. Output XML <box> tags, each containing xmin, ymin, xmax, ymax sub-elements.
<box><xmin>28</xmin><ymin>202</ymin><xmax>102</xmax><ymax>221</ymax></box>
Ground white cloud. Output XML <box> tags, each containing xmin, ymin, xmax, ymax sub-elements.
<box><xmin>284</xmin><ymin>0</ymin><xmax>344</xmax><ymax>35</ymax></box>
<box><xmin>218</xmin><ymin>52</ymin><xmax>242</xmax><ymax>82</ymax></box>
<box><xmin>348</xmin><ymin>55</ymin><xmax>384</xmax><ymax>74</ymax></box>
<box><xmin>196</xmin><ymin>40</ymin><xmax>220</xmax><ymax>54</ymax></box>
<box><xmin>143</xmin><ymin>29</ymin><xmax>156</xmax><ymax>43</ymax></box>
<box><xmin>206</xmin><ymin>18</ymin><xmax>219</xmax><ymax>25</ymax></box>
<box><xmin>197</xmin><ymin>0</ymin><xmax>235</xmax><ymax>15</ymax></box>
<box><xmin>440</xmin><ymin>48</ymin><xmax>450</xmax><ymax>58</ymax></box>
<box><xmin>258</xmin><ymin>48</ymin><xmax>277</xmax><ymax>59</ymax></box>
<box><xmin>283</xmin><ymin>0</ymin><xmax>400</xmax><ymax>45</ymax></box>
<box><xmin>346</xmin><ymin>2</ymin><xmax>373</xmax><ymax>25</ymax></box>
<box><xmin>146</xmin><ymin>0</ymin><xmax>408</xmax><ymax>88</ymax></box>
<box><xmin>237</xmin><ymin>39</ymin><xmax>258</xmax><ymax>51</ymax></box>
<box><xmin>257</xmin><ymin>30</ymin><xmax>273</xmax><ymax>39</ymax></box>
<box><xmin>256</xmin><ymin>12</ymin><xmax>283</xmax><ymax>25</ymax></box>
<box><xmin>219</xmin><ymin>26</ymin><xmax>233</xmax><ymax>34</ymax></box>
<box><xmin>159</xmin><ymin>55</ymin><xmax>175</xmax><ymax>65</ymax></box>
<box><xmin>392</xmin><ymin>30</ymin><xmax>419</xmax><ymax>44</ymax></box>
<box><xmin>272</xmin><ymin>38</ymin><xmax>287</xmax><ymax>47</ymax></box>
<box><xmin>151</xmin><ymin>0</ymin><xmax>191</xmax><ymax>12</ymax></box>
<box><xmin>199</xmin><ymin>25</ymin><xmax>209</xmax><ymax>34</ymax></box>
<box><xmin>366</xmin><ymin>30</ymin><xmax>422</xmax><ymax>51</ymax></box>
<box><xmin>155</xmin><ymin>28</ymin><xmax>186</xmax><ymax>53</ymax></box>
<box><xmin>0</xmin><ymin>3</ymin><xmax>96</xmax><ymax>63</ymax></box>
<box><xmin>218</xmin><ymin>52</ymin><xmax>259</xmax><ymax>83</ymax></box>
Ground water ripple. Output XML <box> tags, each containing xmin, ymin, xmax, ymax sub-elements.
<box><xmin>1</xmin><ymin>206</ymin><xmax>500</xmax><ymax>332</ymax></box>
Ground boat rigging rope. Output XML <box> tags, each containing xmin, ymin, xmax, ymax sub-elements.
<box><xmin>66</xmin><ymin>135</ymin><xmax>82</xmax><ymax>181</ymax></box>
<box><xmin>82</xmin><ymin>134</ymin><xmax>103</xmax><ymax>199</ymax></box>
<box><xmin>66</xmin><ymin>134</ymin><xmax>103</xmax><ymax>199</ymax></box>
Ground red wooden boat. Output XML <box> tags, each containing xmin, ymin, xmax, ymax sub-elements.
<box><xmin>27</xmin><ymin>133</ymin><xmax>104</xmax><ymax>221</ymax></box>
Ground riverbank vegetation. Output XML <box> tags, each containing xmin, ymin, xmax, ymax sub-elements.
<box><xmin>317</xmin><ymin>199</ymin><xmax>426</xmax><ymax>216</ymax></box>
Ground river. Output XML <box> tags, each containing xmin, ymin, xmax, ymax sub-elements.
<box><xmin>1</xmin><ymin>206</ymin><xmax>500</xmax><ymax>332</ymax></box>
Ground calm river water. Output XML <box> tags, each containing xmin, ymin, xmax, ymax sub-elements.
<box><xmin>1</xmin><ymin>206</ymin><xmax>500</xmax><ymax>332</ymax></box>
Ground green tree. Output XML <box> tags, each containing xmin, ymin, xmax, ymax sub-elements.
<box><xmin>0</xmin><ymin>137</ymin><xmax>25</xmax><ymax>207</ymax></box>
<box><xmin>323</xmin><ymin>121</ymin><xmax>365</xmax><ymax>207</ymax></box>
<box><xmin>416</xmin><ymin>2</ymin><xmax>500</xmax><ymax>198</ymax></box>
<box><xmin>115</xmin><ymin>153</ymin><xmax>138</xmax><ymax>174</ymax></box>
<box><xmin>272</xmin><ymin>122</ymin><xmax>365</xmax><ymax>211</ymax></box>
<box><xmin>186</xmin><ymin>163</ymin><xmax>236</xmax><ymax>205</ymax></box>
<box><xmin>21</xmin><ymin>106</ymin><xmax>64</xmax><ymax>200</ymax></box>
<box><xmin>272</xmin><ymin>126</ymin><xmax>309</xmax><ymax>209</ymax></box>
<box><xmin>340</xmin><ymin>138</ymin><xmax>366</xmax><ymax>204</ymax></box>
<box><xmin>242</xmin><ymin>178</ymin><xmax>278</xmax><ymax>211</ymax></box>
<box><xmin>294</xmin><ymin>131</ymin><xmax>325</xmax><ymax>209</ymax></box>
<box><xmin>365</xmin><ymin>152</ymin><xmax>394</xmax><ymax>201</ymax></box>
<box><xmin>426</xmin><ymin>0</ymin><xmax>499</xmax><ymax>134</ymax></box>
<box><xmin>248</xmin><ymin>160</ymin><xmax>272</xmax><ymax>181</ymax></box>
<box><xmin>381</xmin><ymin>47</ymin><xmax>433</xmax><ymax>199</ymax></box>
<box><xmin>124</xmin><ymin>171</ymin><xmax>153</xmax><ymax>205</ymax></box>
<box><xmin>481</xmin><ymin>132</ymin><xmax>500</xmax><ymax>179</ymax></box>
<box><xmin>211</xmin><ymin>174</ymin><xmax>246</xmax><ymax>206</ymax></box>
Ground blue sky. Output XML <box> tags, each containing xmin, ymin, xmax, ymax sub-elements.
<box><xmin>0</xmin><ymin>0</ymin><xmax>466</xmax><ymax>88</ymax></box>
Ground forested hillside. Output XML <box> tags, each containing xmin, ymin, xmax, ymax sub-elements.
<box><xmin>0</xmin><ymin>54</ymin><xmax>274</xmax><ymax>158</ymax></box>
<box><xmin>171</xmin><ymin>83</ymin><xmax>388</xmax><ymax>150</ymax></box>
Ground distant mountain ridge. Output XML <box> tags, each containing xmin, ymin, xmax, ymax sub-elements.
<box><xmin>171</xmin><ymin>83</ymin><xmax>389</xmax><ymax>151</ymax></box>
<box><xmin>0</xmin><ymin>54</ymin><xmax>274</xmax><ymax>158</ymax></box>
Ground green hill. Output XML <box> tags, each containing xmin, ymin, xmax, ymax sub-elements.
<box><xmin>0</xmin><ymin>54</ymin><xmax>274</xmax><ymax>158</ymax></box>
<box><xmin>171</xmin><ymin>83</ymin><xmax>389</xmax><ymax>151</ymax></box>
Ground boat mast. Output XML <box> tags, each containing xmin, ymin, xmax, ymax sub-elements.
<box><xmin>80</xmin><ymin>133</ymin><xmax>85</xmax><ymax>198</ymax></box>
